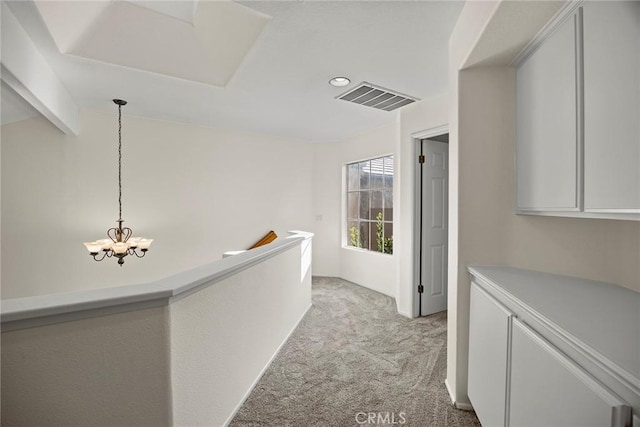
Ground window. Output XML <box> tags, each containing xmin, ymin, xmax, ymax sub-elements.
<box><xmin>346</xmin><ymin>155</ymin><xmax>393</xmax><ymax>254</ymax></box>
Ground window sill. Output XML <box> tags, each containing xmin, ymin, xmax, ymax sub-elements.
<box><xmin>341</xmin><ymin>246</ymin><xmax>394</xmax><ymax>257</ymax></box>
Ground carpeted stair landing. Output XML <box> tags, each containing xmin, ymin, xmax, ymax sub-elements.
<box><xmin>230</xmin><ymin>277</ymin><xmax>481</xmax><ymax>427</ymax></box>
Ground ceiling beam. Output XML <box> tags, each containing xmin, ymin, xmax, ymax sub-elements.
<box><xmin>1</xmin><ymin>2</ymin><xmax>79</xmax><ymax>135</ymax></box>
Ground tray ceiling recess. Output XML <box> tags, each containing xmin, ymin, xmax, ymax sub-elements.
<box><xmin>336</xmin><ymin>82</ymin><xmax>419</xmax><ymax>111</ymax></box>
<box><xmin>33</xmin><ymin>0</ymin><xmax>270</xmax><ymax>87</ymax></box>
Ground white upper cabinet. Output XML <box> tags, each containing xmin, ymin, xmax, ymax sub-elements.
<box><xmin>583</xmin><ymin>1</ymin><xmax>640</xmax><ymax>213</ymax></box>
<box><xmin>516</xmin><ymin>10</ymin><xmax>579</xmax><ymax>211</ymax></box>
<box><xmin>515</xmin><ymin>1</ymin><xmax>640</xmax><ymax>220</ymax></box>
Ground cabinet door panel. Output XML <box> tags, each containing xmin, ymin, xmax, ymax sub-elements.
<box><xmin>510</xmin><ymin>319</ymin><xmax>630</xmax><ymax>427</ymax></box>
<box><xmin>583</xmin><ymin>1</ymin><xmax>640</xmax><ymax>212</ymax></box>
<box><xmin>517</xmin><ymin>12</ymin><xmax>579</xmax><ymax>211</ymax></box>
<box><xmin>468</xmin><ymin>283</ymin><xmax>512</xmax><ymax>427</ymax></box>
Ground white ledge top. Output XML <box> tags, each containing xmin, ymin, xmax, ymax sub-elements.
<box><xmin>468</xmin><ymin>266</ymin><xmax>640</xmax><ymax>382</ymax></box>
<box><xmin>1</xmin><ymin>231</ymin><xmax>313</xmax><ymax>331</ymax></box>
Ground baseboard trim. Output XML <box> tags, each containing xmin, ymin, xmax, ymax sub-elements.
<box><xmin>444</xmin><ymin>379</ymin><xmax>474</xmax><ymax>411</ymax></box>
<box><xmin>397</xmin><ymin>308</ymin><xmax>414</xmax><ymax>319</ymax></box>
<box><xmin>444</xmin><ymin>379</ymin><xmax>455</xmax><ymax>405</ymax></box>
<box><xmin>223</xmin><ymin>303</ymin><xmax>312</xmax><ymax>426</ymax></box>
<box><xmin>454</xmin><ymin>401</ymin><xmax>474</xmax><ymax>411</ymax></box>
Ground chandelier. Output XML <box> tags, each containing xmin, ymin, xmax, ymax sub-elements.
<box><xmin>84</xmin><ymin>99</ymin><xmax>153</xmax><ymax>266</ymax></box>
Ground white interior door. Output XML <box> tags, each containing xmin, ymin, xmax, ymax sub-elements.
<box><xmin>419</xmin><ymin>139</ymin><xmax>448</xmax><ymax>315</ymax></box>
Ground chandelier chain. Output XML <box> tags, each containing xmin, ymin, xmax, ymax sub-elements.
<box><xmin>118</xmin><ymin>103</ymin><xmax>122</xmax><ymax>222</ymax></box>
<box><xmin>84</xmin><ymin>99</ymin><xmax>152</xmax><ymax>266</ymax></box>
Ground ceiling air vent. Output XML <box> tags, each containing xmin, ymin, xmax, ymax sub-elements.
<box><xmin>336</xmin><ymin>82</ymin><xmax>419</xmax><ymax>111</ymax></box>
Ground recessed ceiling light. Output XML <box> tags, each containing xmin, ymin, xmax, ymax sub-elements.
<box><xmin>329</xmin><ymin>77</ymin><xmax>351</xmax><ymax>87</ymax></box>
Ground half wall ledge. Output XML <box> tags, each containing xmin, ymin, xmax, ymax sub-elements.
<box><xmin>0</xmin><ymin>231</ymin><xmax>314</xmax><ymax>332</ymax></box>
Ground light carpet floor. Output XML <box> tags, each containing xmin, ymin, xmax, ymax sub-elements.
<box><xmin>230</xmin><ymin>277</ymin><xmax>481</xmax><ymax>427</ymax></box>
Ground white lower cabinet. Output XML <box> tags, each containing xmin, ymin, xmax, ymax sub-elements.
<box><xmin>509</xmin><ymin>318</ymin><xmax>630</xmax><ymax>427</ymax></box>
<box><xmin>468</xmin><ymin>283</ymin><xmax>513</xmax><ymax>427</ymax></box>
<box><xmin>467</xmin><ymin>267</ymin><xmax>636</xmax><ymax>427</ymax></box>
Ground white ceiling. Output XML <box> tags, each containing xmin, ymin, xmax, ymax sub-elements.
<box><xmin>127</xmin><ymin>0</ymin><xmax>198</xmax><ymax>23</ymax></box>
<box><xmin>2</xmin><ymin>0</ymin><xmax>464</xmax><ymax>143</ymax></box>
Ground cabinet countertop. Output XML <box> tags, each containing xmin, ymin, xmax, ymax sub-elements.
<box><xmin>468</xmin><ymin>266</ymin><xmax>640</xmax><ymax>383</ymax></box>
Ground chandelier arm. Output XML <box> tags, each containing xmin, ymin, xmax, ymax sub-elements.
<box><xmin>132</xmin><ymin>249</ymin><xmax>147</xmax><ymax>258</ymax></box>
<box><xmin>107</xmin><ymin>227</ymin><xmax>119</xmax><ymax>243</ymax></box>
<box><xmin>92</xmin><ymin>251</ymin><xmax>108</xmax><ymax>262</ymax></box>
<box><xmin>121</xmin><ymin>226</ymin><xmax>132</xmax><ymax>243</ymax></box>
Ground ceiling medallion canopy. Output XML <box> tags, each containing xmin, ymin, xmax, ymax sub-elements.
<box><xmin>83</xmin><ymin>99</ymin><xmax>153</xmax><ymax>266</ymax></box>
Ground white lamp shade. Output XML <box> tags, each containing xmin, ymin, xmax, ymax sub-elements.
<box><xmin>112</xmin><ymin>242</ymin><xmax>128</xmax><ymax>254</ymax></box>
<box><xmin>128</xmin><ymin>237</ymin><xmax>142</xmax><ymax>248</ymax></box>
<box><xmin>84</xmin><ymin>242</ymin><xmax>102</xmax><ymax>253</ymax></box>
<box><xmin>138</xmin><ymin>238</ymin><xmax>154</xmax><ymax>250</ymax></box>
<box><xmin>97</xmin><ymin>239</ymin><xmax>113</xmax><ymax>250</ymax></box>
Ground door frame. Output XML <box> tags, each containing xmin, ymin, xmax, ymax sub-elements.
<box><xmin>411</xmin><ymin>125</ymin><xmax>449</xmax><ymax>317</ymax></box>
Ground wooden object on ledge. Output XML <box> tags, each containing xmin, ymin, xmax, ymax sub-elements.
<box><xmin>249</xmin><ymin>230</ymin><xmax>277</xmax><ymax>249</ymax></box>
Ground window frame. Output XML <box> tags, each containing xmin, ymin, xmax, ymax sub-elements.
<box><xmin>343</xmin><ymin>154</ymin><xmax>394</xmax><ymax>255</ymax></box>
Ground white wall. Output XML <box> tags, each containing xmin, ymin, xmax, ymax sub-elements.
<box><xmin>170</xmin><ymin>243</ymin><xmax>311</xmax><ymax>426</ymax></box>
<box><xmin>1</xmin><ymin>110</ymin><xmax>314</xmax><ymax>298</ymax></box>
<box><xmin>451</xmin><ymin>66</ymin><xmax>516</xmax><ymax>407</ymax></box>
<box><xmin>396</xmin><ymin>94</ymin><xmax>448</xmax><ymax>317</ymax></box>
<box><xmin>312</xmin><ymin>93</ymin><xmax>455</xmax><ymax>311</ymax></box>
<box><xmin>312</xmin><ymin>124</ymin><xmax>398</xmax><ymax>298</ymax></box>
<box><xmin>311</xmin><ymin>142</ymin><xmax>342</xmax><ymax>277</ymax></box>
<box><xmin>507</xmin><ymin>216</ymin><xmax>640</xmax><ymax>291</ymax></box>
<box><xmin>2</xmin><ymin>306</ymin><xmax>172</xmax><ymax>426</ymax></box>
<box><xmin>445</xmin><ymin>0</ymin><xmax>503</xmax><ymax>408</ymax></box>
